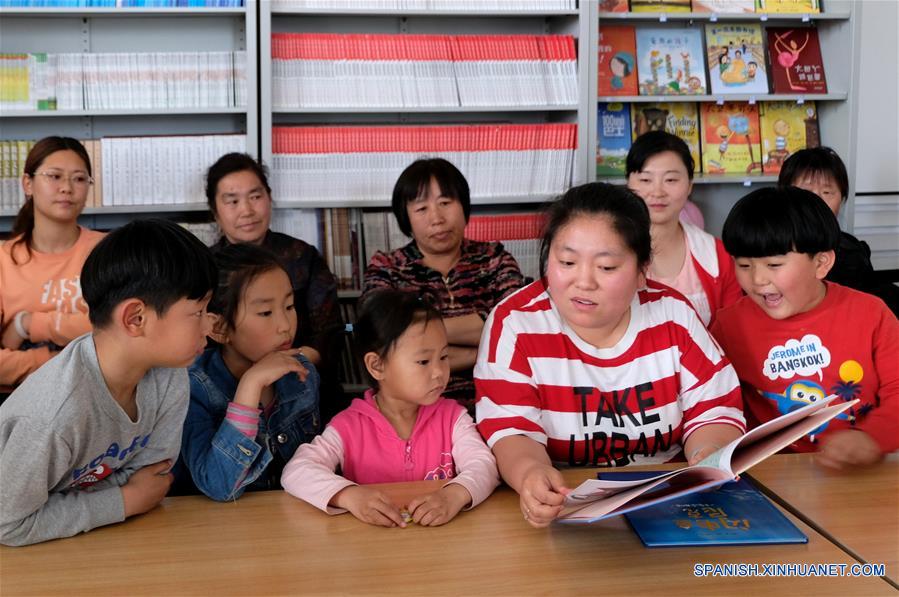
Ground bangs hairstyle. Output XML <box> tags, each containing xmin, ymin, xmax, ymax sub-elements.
<box><xmin>722</xmin><ymin>186</ymin><xmax>841</xmax><ymax>258</ymax></box>
<box><xmin>354</xmin><ymin>289</ymin><xmax>442</xmax><ymax>389</ymax></box>
<box><xmin>81</xmin><ymin>219</ymin><xmax>218</xmax><ymax>328</ymax></box>
<box><xmin>777</xmin><ymin>146</ymin><xmax>849</xmax><ymax>201</ymax></box>
<box><xmin>391</xmin><ymin>158</ymin><xmax>471</xmax><ymax>237</ymax></box>
<box><xmin>626</xmin><ymin>130</ymin><xmax>695</xmax><ymax>180</ymax></box>
<box><xmin>208</xmin><ymin>243</ymin><xmax>289</xmax><ymax>330</ymax></box>
<box><xmin>539</xmin><ymin>183</ymin><xmax>652</xmax><ymax>279</ymax></box>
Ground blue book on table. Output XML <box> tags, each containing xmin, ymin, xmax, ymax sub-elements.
<box><xmin>599</xmin><ymin>471</ymin><xmax>807</xmax><ymax>547</ymax></box>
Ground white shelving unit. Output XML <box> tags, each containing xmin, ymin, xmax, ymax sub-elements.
<box><xmin>259</xmin><ymin>2</ymin><xmax>592</xmax><ymax>208</ymax></box>
<box><xmin>0</xmin><ymin>3</ymin><xmax>258</xmax><ymax>229</ymax></box>
<box><xmin>588</xmin><ymin>0</ymin><xmax>862</xmax><ymax>236</ymax></box>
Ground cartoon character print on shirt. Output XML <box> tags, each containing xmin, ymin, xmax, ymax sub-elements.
<box><xmin>424</xmin><ymin>452</ymin><xmax>455</xmax><ymax>481</ymax></box>
<box><xmin>73</xmin><ymin>463</ymin><xmax>114</xmax><ymax>489</ymax></box>
<box><xmin>760</xmin><ymin>334</ymin><xmax>859</xmax><ymax>442</ymax></box>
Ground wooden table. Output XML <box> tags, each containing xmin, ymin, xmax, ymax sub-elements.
<box><xmin>1</xmin><ymin>459</ymin><xmax>895</xmax><ymax>596</ymax></box>
<box><xmin>747</xmin><ymin>452</ymin><xmax>899</xmax><ymax>583</ymax></box>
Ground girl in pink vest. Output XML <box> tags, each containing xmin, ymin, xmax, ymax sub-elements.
<box><xmin>282</xmin><ymin>289</ymin><xmax>499</xmax><ymax>527</ymax></box>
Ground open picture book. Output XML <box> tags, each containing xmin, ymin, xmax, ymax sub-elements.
<box><xmin>557</xmin><ymin>394</ymin><xmax>856</xmax><ymax>524</ymax></box>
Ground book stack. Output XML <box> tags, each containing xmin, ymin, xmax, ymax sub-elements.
<box><xmin>361</xmin><ymin>209</ymin><xmax>408</xmax><ymax>266</ymax></box>
<box><xmin>464</xmin><ymin>212</ymin><xmax>546</xmax><ymax>281</ymax></box>
<box><xmin>597</xmin><ymin>100</ymin><xmax>819</xmax><ymax>177</ymax></box>
<box><xmin>272</xmin><ymin>34</ymin><xmax>456</xmax><ymax>109</ymax></box>
<box><xmin>272</xmin><ymin>33</ymin><xmax>576</xmax><ymax>109</ymax></box>
<box><xmin>321</xmin><ymin>208</ymin><xmax>363</xmax><ymax>290</ymax></box>
<box><xmin>0</xmin><ymin>140</ymin><xmax>36</xmax><ymax>211</ymax></box>
<box><xmin>100</xmin><ymin>133</ymin><xmax>245</xmax><ymax>206</ymax></box>
<box><xmin>270</xmin><ymin>0</ymin><xmax>575</xmax><ymax>10</ymax></box>
<box><xmin>0</xmin><ymin>1</ymin><xmax>244</xmax><ymax>5</ymax></box>
<box><xmin>0</xmin><ymin>51</ymin><xmax>247</xmax><ymax>111</ymax></box>
<box><xmin>272</xmin><ymin>123</ymin><xmax>577</xmax><ymax>203</ymax></box>
<box><xmin>271</xmin><ymin>208</ymin><xmax>321</xmax><ymax>252</ymax></box>
<box><xmin>451</xmin><ymin>35</ymin><xmax>577</xmax><ymax>107</ymax></box>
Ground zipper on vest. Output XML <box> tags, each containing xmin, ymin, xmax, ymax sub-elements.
<box><xmin>404</xmin><ymin>440</ymin><xmax>413</xmax><ymax>471</ymax></box>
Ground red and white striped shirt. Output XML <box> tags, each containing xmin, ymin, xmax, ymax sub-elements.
<box><xmin>475</xmin><ymin>279</ymin><xmax>745</xmax><ymax>467</ymax></box>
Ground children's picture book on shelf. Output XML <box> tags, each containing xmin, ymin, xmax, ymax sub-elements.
<box><xmin>556</xmin><ymin>394</ymin><xmax>856</xmax><ymax>524</ymax></box>
<box><xmin>598</xmin><ymin>0</ymin><xmax>629</xmax><ymax>12</ymax></box>
<box><xmin>759</xmin><ymin>100</ymin><xmax>819</xmax><ymax>174</ymax></box>
<box><xmin>692</xmin><ymin>0</ymin><xmax>755</xmax><ymax>13</ymax></box>
<box><xmin>599</xmin><ymin>26</ymin><xmax>638</xmax><ymax>97</ymax></box>
<box><xmin>631</xmin><ymin>102</ymin><xmax>701</xmax><ymax>174</ymax></box>
<box><xmin>630</xmin><ymin>0</ymin><xmax>691</xmax><ymax>12</ymax></box>
<box><xmin>609</xmin><ymin>475</ymin><xmax>808</xmax><ymax>547</ymax></box>
<box><xmin>597</xmin><ymin>102</ymin><xmax>632</xmax><ymax>177</ymax></box>
<box><xmin>635</xmin><ymin>28</ymin><xmax>707</xmax><ymax>96</ymax></box>
<box><xmin>706</xmin><ymin>23</ymin><xmax>769</xmax><ymax>95</ymax></box>
<box><xmin>700</xmin><ymin>101</ymin><xmax>763</xmax><ymax>174</ymax></box>
<box><xmin>766</xmin><ymin>27</ymin><xmax>827</xmax><ymax>94</ymax></box>
<box><xmin>756</xmin><ymin>0</ymin><xmax>820</xmax><ymax>14</ymax></box>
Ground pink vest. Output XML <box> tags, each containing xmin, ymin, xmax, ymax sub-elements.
<box><xmin>329</xmin><ymin>389</ymin><xmax>463</xmax><ymax>485</ymax></box>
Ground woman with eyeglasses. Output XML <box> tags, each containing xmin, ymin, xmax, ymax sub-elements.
<box><xmin>0</xmin><ymin>136</ymin><xmax>105</xmax><ymax>389</ymax></box>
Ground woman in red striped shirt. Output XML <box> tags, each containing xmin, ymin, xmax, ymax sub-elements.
<box><xmin>474</xmin><ymin>183</ymin><xmax>745</xmax><ymax>528</ymax></box>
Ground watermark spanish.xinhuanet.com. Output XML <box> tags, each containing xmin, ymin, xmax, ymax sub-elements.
<box><xmin>693</xmin><ymin>563</ymin><xmax>886</xmax><ymax>578</ymax></box>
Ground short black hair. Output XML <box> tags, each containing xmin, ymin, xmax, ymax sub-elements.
<box><xmin>391</xmin><ymin>158</ymin><xmax>471</xmax><ymax>237</ymax></box>
<box><xmin>354</xmin><ymin>289</ymin><xmax>442</xmax><ymax>389</ymax></box>
<box><xmin>209</xmin><ymin>243</ymin><xmax>288</xmax><ymax>331</ymax></box>
<box><xmin>82</xmin><ymin>219</ymin><xmax>218</xmax><ymax>328</ymax></box>
<box><xmin>722</xmin><ymin>186</ymin><xmax>840</xmax><ymax>258</ymax></box>
<box><xmin>778</xmin><ymin>146</ymin><xmax>849</xmax><ymax>201</ymax></box>
<box><xmin>205</xmin><ymin>152</ymin><xmax>272</xmax><ymax>215</ymax></box>
<box><xmin>539</xmin><ymin>183</ymin><xmax>651</xmax><ymax>279</ymax></box>
<box><xmin>626</xmin><ymin>130</ymin><xmax>695</xmax><ymax>180</ymax></box>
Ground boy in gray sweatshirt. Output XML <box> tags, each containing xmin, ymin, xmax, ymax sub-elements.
<box><xmin>0</xmin><ymin>219</ymin><xmax>217</xmax><ymax>546</ymax></box>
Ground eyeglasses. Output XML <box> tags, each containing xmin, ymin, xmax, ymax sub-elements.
<box><xmin>32</xmin><ymin>171</ymin><xmax>93</xmax><ymax>188</ymax></box>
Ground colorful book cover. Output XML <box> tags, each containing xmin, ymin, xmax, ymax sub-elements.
<box><xmin>706</xmin><ymin>23</ymin><xmax>769</xmax><ymax>95</ymax></box>
<box><xmin>630</xmin><ymin>0</ymin><xmax>692</xmax><ymax>12</ymax></box>
<box><xmin>759</xmin><ymin>100</ymin><xmax>819</xmax><ymax>174</ymax></box>
<box><xmin>756</xmin><ymin>0</ymin><xmax>820</xmax><ymax>13</ymax></box>
<box><xmin>598</xmin><ymin>0</ymin><xmax>628</xmax><ymax>11</ymax></box>
<box><xmin>700</xmin><ymin>101</ymin><xmax>763</xmax><ymax>174</ymax></box>
<box><xmin>766</xmin><ymin>27</ymin><xmax>827</xmax><ymax>94</ymax></box>
<box><xmin>597</xmin><ymin>102</ymin><xmax>632</xmax><ymax>177</ymax></box>
<box><xmin>631</xmin><ymin>102</ymin><xmax>701</xmax><ymax>174</ymax></box>
<box><xmin>635</xmin><ymin>28</ymin><xmax>707</xmax><ymax>96</ymax></box>
<box><xmin>599</xmin><ymin>474</ymin><xmax>809</xmax><ymax>547</ymax></box>
<box><xmin>692</xmin><ymin>0</ymin><xmax>755</xmax><ymax>12</ymax></box>
<box><xmin>599</xmin><ymin>25</ymin><xmax>638</xmax><ymax>97</ymax></box>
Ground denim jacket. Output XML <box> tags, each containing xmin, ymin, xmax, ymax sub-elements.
<box><xmin>178</xmin><ymin>347</ymin><xmax>320</xmax><ymax>501</ymax></box>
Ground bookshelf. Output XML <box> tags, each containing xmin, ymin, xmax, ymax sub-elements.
<box><xmin>259</xmin><ymin>2</ymin><xmax>592</xmax><ymax>207</ymax></box>
<box><xmin>588</xmin><ymin>0</ymin><xmax>862</xmax><ymax>236</ymax></box>
<box><xmin>0</xmin><ymin>2</ymin><xmax>258</xmax><ymax>229</ymax></box>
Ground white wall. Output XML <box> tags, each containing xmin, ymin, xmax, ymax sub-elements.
<box><xmin>852</xmin><ymin>0</ymin><xmax>899</xmax><ymax>270</ymax></box>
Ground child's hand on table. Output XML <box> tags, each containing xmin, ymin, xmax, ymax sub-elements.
<box><xmin>406</xmin><ymin>483</ymin><xmax>471</xmax><ymax>526</ymax></box>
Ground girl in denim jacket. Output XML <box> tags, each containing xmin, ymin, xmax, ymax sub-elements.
<box><xmin>282</xmin><ymin>289</ymin><xmax>499</xmax><ymax>527</ymax></box>
<box><xmin>176</xmin><ymin>243</ymin><xmax>320</xmax><ymax>501</ymax></box>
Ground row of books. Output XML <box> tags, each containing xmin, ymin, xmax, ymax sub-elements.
<box><xmin>0</xmin><ymin>52</ymin><xmax>247</xmax><ymax>111</ymax></box>
<box><xmin>0</xmin><ymin>134</ymin><xmax>246</xmax><ymax>210</ymax></box>
<box><xmin>597</xmin><ymin>100</ymin><xmax>819</xmax><ymax>176</ymax></box>
<box><xmin>0</xmin><ymin>0</ymin><xmax>243</xmax><ymax>6</ymax></box>
<box><xmin>271</xmin><ymin>124</ymin><xmax>577</xmax><ymax>202</ymax></box>
<box><xmin>598</xmin><ymin>24</ymin><xmax>827</xmax><ymax>97</ymax></box>
<box><xmin>602</xmin><ymin>0</ymin><xmax>820</xmax><ymax>13</ymax></box>
<box><xmin>272</xmin><ymin>34</ymin><xmax>577</xmax><ymax>108</ymax></box>
<box><xmin>270</xmin><ymin>0</ymin><xmax>576</xmax><ymax>10</ymax></box>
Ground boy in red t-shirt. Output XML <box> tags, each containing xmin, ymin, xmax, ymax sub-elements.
<box><xmin>711</xmin><ymin>186</ymin><xmax>898</xmax><ymax>470</ymax></box>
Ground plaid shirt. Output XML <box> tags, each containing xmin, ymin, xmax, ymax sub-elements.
<box><xmin>362</xmin><ymin>238</ymin><xmax>525</xmax><ymax>407</ymax></box>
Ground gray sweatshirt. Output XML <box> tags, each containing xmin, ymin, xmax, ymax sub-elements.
<box><xmin>0</xmin><ymin>333</ymin><xmax>188</xmax><ymax>546</ymax></box>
